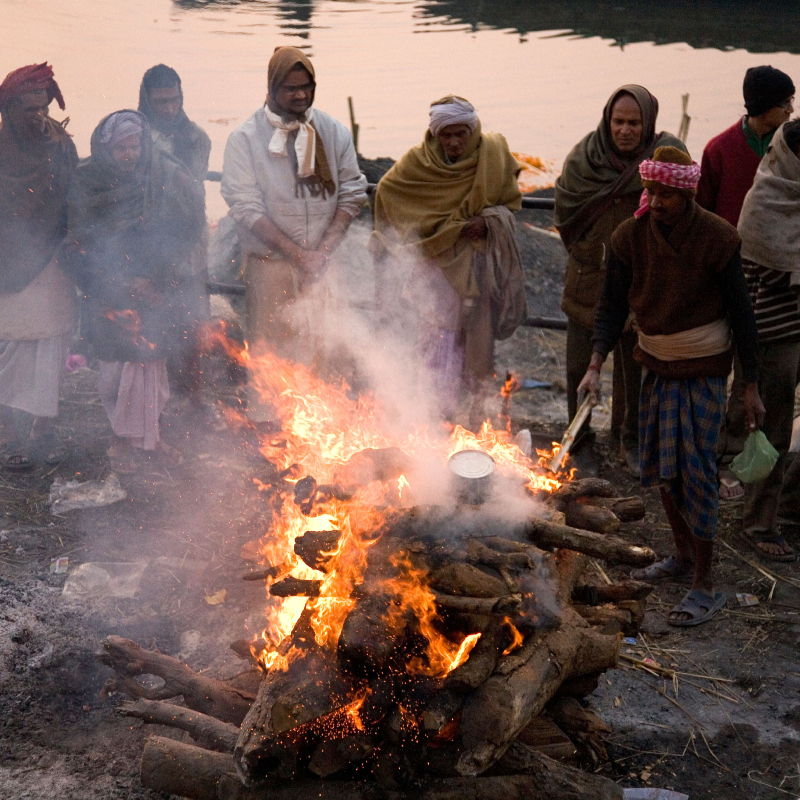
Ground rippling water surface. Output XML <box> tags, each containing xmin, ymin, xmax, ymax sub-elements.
<box><xmin>4</xmin><ymin>0</ymin><xmax>800</xmax><ymax>218</ymax></box>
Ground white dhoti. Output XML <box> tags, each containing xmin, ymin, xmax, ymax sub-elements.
<box><xmin>0</xmin><ymin>259</ymin><xmax>76</xmax><ymax>419</ymax></box>
<box><xmin>98</xmin><ymin>361</ymin><xmax>170</xmax><ymax>451</ymax></box>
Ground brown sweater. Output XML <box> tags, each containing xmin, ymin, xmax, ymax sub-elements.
<box><xmin>595</xmin><ymin>202</ymin><xmax>757</xmax><ymax>380</ymax></box>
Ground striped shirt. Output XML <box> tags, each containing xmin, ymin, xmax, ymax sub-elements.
<box><xmin>742</xmin><ymin>259</ymin><xmax>800</xmax><ymax>343</ymax></box>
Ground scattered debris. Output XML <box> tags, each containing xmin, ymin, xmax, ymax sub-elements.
<box><xmin>736</xmin><ymin>593</ymin><xmax>760</xmax><ymax>607</ymax></box>
<box><xmin>48</xmin><ymin>473</ymin><xmax>127</xmax><ymax>513</ymax></box>
<box><xmin>204</xmin><ymin>588</ymin><xmax>227</xmax><ymax>605</ymax></box>
<box><xmin>62</xmin><ymin>561</ymin><xmax>147</xmax><ymax>599</ymax></box>
<box><xmin>50</xmin><ymin>556</ymin><xmax>69</xmax><ymax>574</ymax></box>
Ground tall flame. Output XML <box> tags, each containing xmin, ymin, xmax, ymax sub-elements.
<box><xmin>202</xmin><ymin>333</ymin><xmax>567</xmax><ymax>677</ymax></box>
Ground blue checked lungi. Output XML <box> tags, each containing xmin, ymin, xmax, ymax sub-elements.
<box><xmin>638</xmin><ymin>371</ymin><xmax>726</xmax><ymax>540</ymax></box>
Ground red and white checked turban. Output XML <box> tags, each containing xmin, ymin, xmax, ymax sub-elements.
<box><xmin>639</xmin><ymin>158</ymin><xmax>701</xmax><ymax>190</ymax></box>
<box><xmin>634</xmin><ymin>158</ymin><xmax>701</xmax><ymax>218</ymax></box>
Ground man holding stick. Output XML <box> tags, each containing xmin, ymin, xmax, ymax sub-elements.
<box><xmin>577</xmin><ymin>146</ymin><xmax>764</xmax><ymax>627</ymax></box>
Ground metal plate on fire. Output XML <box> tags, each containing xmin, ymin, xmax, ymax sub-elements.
<box><xmin>448</xmin><ymin>450</ymin><xmax>495</xmax><ymax>479</ymax></box>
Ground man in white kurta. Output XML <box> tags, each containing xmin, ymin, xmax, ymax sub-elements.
<box><xmin>221</xmin><ymin>47</ymin><xmax>367</xmax><ymax>423</ymax></box>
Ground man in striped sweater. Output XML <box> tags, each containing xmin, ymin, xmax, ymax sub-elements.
<box><xmin>737</xmin><ymin>119</ymin><xmax>800</xmax><ymax>560</ymax></box>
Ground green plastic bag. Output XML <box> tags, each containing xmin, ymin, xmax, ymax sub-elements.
<box><xmin>730</xmin><ymin>430</ymin><xmax>779</xmax><ymax>484</ymax></box>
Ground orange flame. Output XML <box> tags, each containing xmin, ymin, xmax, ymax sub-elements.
<box><xmin>216</xmin><ymin>338</ymin><xmax>567</xmax><ymax>688</ymax></box>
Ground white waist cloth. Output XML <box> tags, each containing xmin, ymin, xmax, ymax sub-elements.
<box><xmin>0</xmin><ymin>334</ymin><xmax>70</xmax><ymax>417</ymax></box>
<box><xmin>0</xmin><ymin>259</ymin><xmax>76</xmax><ymax>341</ymax></box>
<box><xmin>637</xmin><ymin>318</ymin><xmax>731</xmax><ymax>362</ymax></box>
<box><xmin>98</xmin><ymin>360</ymin><xmax>170</xmax><ymax>451</ymax></box>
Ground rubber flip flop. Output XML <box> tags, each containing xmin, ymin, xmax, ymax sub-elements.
<box><xmin>33</xmin><ymin>433</ymin><xmax>69</xmax><ymax>466</ymax></box>
<box><xmin>738</xmin><ymin>531</ymin><xmax>796</xmax><ymax>563</ymax></box>
<box><xmin>631</xmin><ymin>555</ymin><xmax>694</xmax><ymax>582</ymax></box>
<box><xmin>719</xmin><ymin>473</ymin><xmax>744</xmax><ymax>501</ymax></box>
<box><xmin>2</xmin><ymin>442</ymin><xmax>33</xmax><ymax>472</ymax></box>
<box><xmin>667</xmin><ymin>589</ymin><xmax>727</xmax><ymax>628</ymax></box>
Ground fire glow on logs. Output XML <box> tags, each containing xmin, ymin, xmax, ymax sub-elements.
<box><xmin>99</xmin><ymin>342</ymin><xmax>656</xmax><ymax>800</ymax></box>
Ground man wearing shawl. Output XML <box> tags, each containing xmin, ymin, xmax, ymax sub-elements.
<box><xmin>139</xmin><ymin>64</ymin><xmax>213</xmax><ymax>415</ymax></box>
<box><xmin>221</xmin><ymin>47</ymin><xmax>367</xmax><ymax>424</ymax></box>
<box><xmin>0</xmin><ymin>63</ymin><xmax>78</xmax><ymax>470</ymax></box>
<box><xmin>555</xmin><ymin>86</ymin><xmax>687</xmax><ymax>475</ymax></box>
<box><xmin>736</xmin><ymin>120</ymin><xmax>800</xmax><ymax>561</ymax></box>
<box><xmin>696</xmin><ymin>66</ymin><xmax>796</xmax><ymax>499</ymax></box>
<box><xmin>371</xmin><ymin>96</ymin><xmax>526</xmax><ymax>425</ymax></box>
<box><xmin>67</xmin><ymin>110</ymin><xmax>205</xmax><ymax>471</ymax></box>
<box><xmin>579</xmin><ymin>147</ymin><xmax>764</xmax><ymax>626</ymax></box>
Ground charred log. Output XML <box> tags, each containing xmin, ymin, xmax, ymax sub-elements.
<box><xmin>141</xmin><ymin>735</ymin><xmax>234</xmax><ymax>800</ymax></box>
<box><xmin>430</xmin><ymin>563</ymin><xmax>508</xmax><ymax>598</ymax></box>
<box><xmin>582</xmin><ymin>495</ymin><xmax>646</xmax><ymax>522</ymax></box>
<box><xmin>271</xmin><ymin>577</ymin><xmax>323</xmax><ymax>597</ymax></box>
<box><xmin>573</xmin><ymin>580</ymin><xmax>654</xmax><ymax>604</ymax></box>
<box><xmin>433</xmin><ymin>594</ymin><xmax>521</xmax><ymax>615</ymax></box>
<box><xmin>97</xmin><ymin>636</ymin><xmax>255</xmax><ymax>725</ymax></box>
<box><xmin>457</xmin><ymin>623</ymin><xmax>620</xmax><ymax>776</ymax></box>
<box><xmin>119</xmin><ymin>698</ymin><xmax>239</xmax><ymax>752</ymax></box>
<box><xmin>564</xmin><ymin>502</ymin><xmax>621</xmax><ymax>535</ymax></box>
<box><xmin>550</xmin><ymin>477</ymin><xmax>619</xmax><ymax>503</ymax></box>
<box><xmin>444</xmin><ymin>618</ymin><xmax>511</xmax><ymax>694</ymax></box>
<box><xmin>294</xmin><ymin>529</ymin><xmax>343</xmax><ymax>572</ymax></box>
<box><xmin>525</xmin><ymin>517</ymin><xmax>655</xmax><ymax>566</ymax></box>
<box><xmin>144</xmin><ymin>740</ymin><xmax>622</xmax><ymax>800</ymax></box>
<box><xmin>338</xmin><ymin>596</ymin><xmax>409</xmax><ymax>678</ymax></box>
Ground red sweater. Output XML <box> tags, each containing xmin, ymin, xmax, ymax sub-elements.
<box><xmin>695</xmin><ymin>118</ymin><xmax>761</xmax><ymax>227</ymax></box>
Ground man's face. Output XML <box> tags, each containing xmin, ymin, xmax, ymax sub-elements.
<box><xmin>274</xmin><ymin>67</ymin><xmax>315</xmax><ymax>117</ymax></box>
<box><xmin>111</xmin><ymin>133</ymin><xmax>142</xmax><ymax>173</ymax></box>
<box><xmin>609</xmin><ymin>94</ymin><xmax>643</xmax><ymax>153</ymax></box>
<box><xmin>760</xmin><ymin>96</ymin><xmax>794</xmax><ymax>131</ymax></box>
<box><xmin>148</xmin><ymin>85</ymin><xmax>182</xmax><ymax>124</ymax></box>
<box><xmin>437</xmin><ymin>123</ymin><xmax>471</xmax><ymax>161</ymax></box>
<box><xmin>16</xmin><ymin>89</ymin><xmax>50</xmax><ymax>137</ymax></box>
<box><xmin>647</xmin><ymin>185</ymin><xmax>688</xmax><ymax>226</ymax></box>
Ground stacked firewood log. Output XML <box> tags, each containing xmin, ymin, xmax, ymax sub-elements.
<box><xmin>98</xmin><ymin>478</ymin><xmax>655</xmax><ymax>800</ymax></box>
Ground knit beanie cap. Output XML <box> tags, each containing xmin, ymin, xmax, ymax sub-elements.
<box><xmin>743</xmin><ymin>66</ymin><xmax>795</xmax><ymax>117</ymax></box>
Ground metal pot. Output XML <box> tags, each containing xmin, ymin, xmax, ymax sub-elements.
<box><xmin>448</xmin><ymin>450</ymin><xmax>496</xmax><ymax>505</ymax></box>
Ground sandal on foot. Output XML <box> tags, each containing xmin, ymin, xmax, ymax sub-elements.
<box><xmin>631</xmin><ymin>555</ymin><xmax>694</xmax><ymax>582</ymax></box>
<box><xmin>33</xmin><ymin>433</ymin><xmax>69</xmax><ymax>466</ymax></box>
<box><xmin>719</xmin><ymin>472</ymin><xmax>744</xmax><ymax>501</ymax></box>
<box><xmin>2</xmin><ymin>442</ymin><xmax>33</xmax><ymax>471</ymax></box>
<box><xmin>738</xmin><ymin>531</ymin><xmax>796</xmax><ymax>563</ymax></box>
<box><xmin>667</xmin><ymin>589</ymin><xmax>727</xmax><ymax>628</ymax></box>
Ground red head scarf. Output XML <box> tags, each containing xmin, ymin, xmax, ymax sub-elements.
<box><xmin>0</xmin><ymin>62</ymin><xmax>65</xmax><ymax>112</ymax></box>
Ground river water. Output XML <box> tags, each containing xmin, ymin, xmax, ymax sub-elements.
<box><xmin>5</xmin><ymin>0</ymin><xmax>800</xmax><ymax>218</ymax></box>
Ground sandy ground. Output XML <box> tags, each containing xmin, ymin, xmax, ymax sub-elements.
<box><xmin>1</xmin><ymin>211</ymin><xmax>800</xmax><ymax>800</ymax></box>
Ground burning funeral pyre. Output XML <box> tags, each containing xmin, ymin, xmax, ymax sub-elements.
<box><xmin>97</xmin><ymin>343</ymin><xmax>657</xmax><ymax>800</ymax></box>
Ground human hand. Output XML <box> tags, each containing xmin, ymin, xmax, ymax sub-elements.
<box><xmin>577</xmin><ymin>366</ymin><xmax>601</xmax><ymax>405</ymax></box>
<box><xmin>459</xmin><ymin>216</ymin><xmax>488</xmax><ymax>241</ymax></box>
<box><xmin>297</xmin><ymin>249</ymin><xmax>329</xmax><ymax>281</ymax></box>
<box><xmin>744</xmin><ymin>381</ymin><xmax>766</xmax><ymax>432</ymax></box>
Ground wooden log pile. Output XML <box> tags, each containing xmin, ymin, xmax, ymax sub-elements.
<box><xmin>98</xmin><ymin>477</ymin><xmax>655</xmax><ymax>800</ymax></box>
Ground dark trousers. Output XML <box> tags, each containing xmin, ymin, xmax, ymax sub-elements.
<box><xmin>743</xmin><ymin>339</ymin><xmax>800</xmax><ymax>535</ymax></box>
<box><xmin>566</xmin><ymin>319</ymin><xmax>640</xmax><ymax>448</ymax></box>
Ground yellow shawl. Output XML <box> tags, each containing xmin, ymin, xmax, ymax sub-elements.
<box><xmin>371</xmin><ymin>121</ymin><xmax>522</xmax><ymax>298</ymax></box>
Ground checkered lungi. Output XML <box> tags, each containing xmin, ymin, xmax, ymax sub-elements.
<box><xmin>639</xmin><ymin>371</ymin><xmax>726</xmax><ymax>540</ymax></box>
